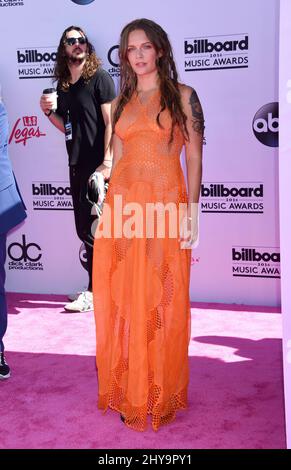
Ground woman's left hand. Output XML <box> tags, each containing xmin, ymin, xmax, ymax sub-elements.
<box><xmin>179</xmin><ymin>203</ymin><xmax>199</xmax><ymax>249</ymax></box>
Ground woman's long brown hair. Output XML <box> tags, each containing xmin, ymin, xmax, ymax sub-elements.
<box><xmin>113</xmin><ymin>18</ymin><xmax>189</xmax><ymax>143</ymax></box>
<box><xmin>53</xmin><ymin>25</ymin><xmax>101</xmax><ymax>91</ymax></box>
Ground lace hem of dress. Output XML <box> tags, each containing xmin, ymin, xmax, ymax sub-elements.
<box><xmin>98</xmin><ymin>383</ymin><xmax>188</xmax><ymax>432</ymax></box>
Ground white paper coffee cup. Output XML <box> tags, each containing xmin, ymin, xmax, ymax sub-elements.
<box><xmin>43</xmin><ymin>87</ymin><xmax>57</xmax><ymax>112</ymax></box>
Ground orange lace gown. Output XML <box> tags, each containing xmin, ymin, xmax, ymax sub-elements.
<box><xmin>93</xmin><ymin>91</ymin><xmax>191</xmax><ymax>431</ymax></box>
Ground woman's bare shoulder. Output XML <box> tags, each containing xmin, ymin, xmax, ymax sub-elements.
<box><xmin>178</xmin><ymin>83</ymin><xmax>198</xmax><ymax>108</ymax></box>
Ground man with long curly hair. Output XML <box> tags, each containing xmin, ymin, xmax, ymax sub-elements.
<box><xmin>40</xmin><ymin>26</ymin><xmax>115</xmax><ymax>312</ymax></box>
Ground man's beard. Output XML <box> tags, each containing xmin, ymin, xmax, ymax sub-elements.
<box><xmin>66</xmin><ymin>51</ymin><xmax>86</xmax><ymax>65</ymax></box>
<box><xmin>68</xmin><ymin>56</ymin><xmax>85</xmax><ymax>65</ymax></box>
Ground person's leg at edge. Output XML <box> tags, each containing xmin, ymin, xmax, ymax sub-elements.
<box><xmin>0</xmin><ymin>232</ymin><xmax>10</xmax><ymax>379</ymax></box>
<box><xmin>0</xmin><ymin>233</ymin><xmax>7</xmax><ymax>354</ymax></box>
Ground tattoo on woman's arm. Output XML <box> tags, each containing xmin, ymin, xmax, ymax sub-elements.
<box><xmin>189</xmin><ymin>89</ymin><xmax>205</xmax><ymax>139</ymax></box>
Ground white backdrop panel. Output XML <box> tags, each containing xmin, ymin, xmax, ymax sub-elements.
<box><xmin>0</xmin><ymin>0</ymin><xmax>280</xmax><ymax>306</ymax></box>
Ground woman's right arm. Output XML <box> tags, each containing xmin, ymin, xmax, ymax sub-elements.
<box><xmin>111</xmin><ymin>97</ymin><xmax>123</xmax><ymax>173</ymax></box>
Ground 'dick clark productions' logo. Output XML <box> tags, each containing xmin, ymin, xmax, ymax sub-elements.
<box><xmin>201</xmin><ymin>182</ymin><xmax>264</xmax><ymax>214</ymax></box>
<box><xmin>32</xmin><ymin>182</ymin><xmax>73</xmax><ymax>211</ymax></box>
<box><xmin>8</xmin><ymin>235</ymin><xmax>43</xmax><ymax>271</ymax></box>
<box><xmin>9</xmin><ymin>116</ymin><xmax>46</xmax><ymax>146</ymax></box>
<box><xmin>252</xmin><ymin>102</ymin><xmax>279</xmax><ymax>147</ymax></box>
<box><xmin>107</xmin><ymin>45</ymin><xmax>120</xmax><ymax>78</ymax></box>
<box><xmin>232</xmin><ymin>246</ymin><xmax>280</xmax><ymax>279</ymax></box>
<box><xmin>0</xmin><ymin>0</ymin><xmax>24</xmax><ymax>7</ymax></box>
<box><xmin>184</xmin><ymin>33</ymin><xmax>248</xmax><ymax>72</ymax></box>
<box><xmin>17</xmin><ymin>47</ymin><xmax>56</xmax><ymax>79</ymax></box>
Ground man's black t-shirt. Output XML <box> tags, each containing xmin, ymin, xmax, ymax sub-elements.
<box><xmin>56</xmin><ymin>68</ymin><xmax>115</xmax><ymax>168</ymax></box>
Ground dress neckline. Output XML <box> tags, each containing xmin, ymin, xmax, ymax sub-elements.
<box><xmin>135</xmin><ymin>88</ymin><xmax>160</xmax><ymax>107</ymax></box>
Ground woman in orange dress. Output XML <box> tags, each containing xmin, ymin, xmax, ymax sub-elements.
<box><xmin>92</xmin><ymin>18</ymin><xmax>204</xmax><ymax>431</ymax></box>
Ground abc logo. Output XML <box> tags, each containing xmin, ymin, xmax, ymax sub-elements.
<box><xmin>252</xmin><ymin>102</ymin><xmax>279</xmax><ymax>147</ymax></box>
<box><xmin>108</xmin><ymin>45</ymin><xmax>119</xmax><ymax>67</ymax></box>
<box><xmin>79</xmin><ymin>243</ymin><xmax>88</xmax><ymax>270</ymax></box>
<box><xmin>71</xmin><ymin>0</ymin><xmax>95</xmax><ymax>4</ymax></box>
<box><xmin>8</xmin><ymin>234</ymin><xmax>42</xmax><ymax>262</ymax></box>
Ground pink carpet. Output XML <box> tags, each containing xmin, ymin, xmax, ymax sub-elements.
<box><xmin>0</xmin><ymin>293</ymin><xmax>286</xmax><ymax>449</ymax></box>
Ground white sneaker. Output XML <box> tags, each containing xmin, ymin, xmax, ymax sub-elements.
<box><xmin>67</xmin><ymin>287</ymin><xmax>87</xmax><ymax>302</ymax></box>
<box><xmin>64</xmin><ymin>291</ymin><xmax>93</xmax><ymax>312</ymax></box>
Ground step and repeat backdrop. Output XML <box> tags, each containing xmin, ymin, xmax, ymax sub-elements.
<box><xmin>279</xmin><ymin>0</ymin><xmax>291</xmax><ymax>449</ymax></box>
<box><xmin>0</xmin><ymin>0</ymin><xmax>280</xmax><ymax>306</ymax></box>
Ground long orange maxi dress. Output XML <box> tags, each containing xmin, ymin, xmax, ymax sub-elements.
<box><xmin>93</xmin><ymin>90</ymin><xmax>191</xmax><ymax>431</ymax></box>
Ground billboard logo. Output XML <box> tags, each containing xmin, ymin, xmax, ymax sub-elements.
<box><xmin>184</xmin><ymin>34</ymin><xmax>249</xmax><ymax>72</ymax></box>
<box><xmin>32</xmin><ymin>182</ymin><xmax>73</xmax><ymax>211</ymax></box>
<box><xmin>201</xmin><ymin>182</ymin><xmax>264</xmax><ymax>214</ymax></box>
<box><xmin>17</xmin><ymin>50</ymin><xmax>57</xmax><ymax>63</ymax></box>
<box><xmin>252</xmin><ymin>102</ymin><xmax>279</xmax><ymax>147</ymax></box>
<box><xmin>232</xmin><ymin>246</ymin><xmax>280</xmax><ymax>279</ymax></box>
<box><xmin>16</xmin><ymin>47</ymin><xmax>56</xmax><ymax>79</ymax></box>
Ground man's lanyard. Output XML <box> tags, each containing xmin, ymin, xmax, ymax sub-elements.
<box><xmin>65</xmin><ymin>109</ymin><xmax>72</xmax><ymax>141</ymax></box>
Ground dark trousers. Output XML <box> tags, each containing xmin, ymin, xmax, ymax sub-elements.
<box><xmin>69</xmin><ymin>165</ymin><xmax>96</xmax><ymax>291</ymax></box>
<box><xmin>0</xmin><ymin>233</ymin><xmax>7</xmax><ymax>353</ymax></box>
